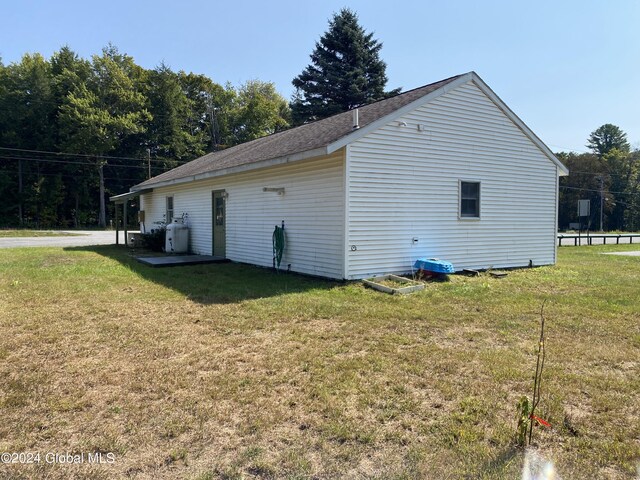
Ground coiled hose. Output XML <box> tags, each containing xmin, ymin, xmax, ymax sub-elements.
<box><xmin>272</xmin><ymin>224</ymin><xmax>285</xmax><ymax>271</ymax></box>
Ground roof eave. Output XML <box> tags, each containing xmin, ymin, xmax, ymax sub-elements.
<box><xmin>131</xmin><ymin>146</ymin><xmax>329</xmax><ymax>192</ymax></box>
<box><xmin>109</xmin><ymin>188</ymin><xmax>153</xmax><ymax>203</ymax></box>
<box><xmin>131</xmin><ymin>71</ymin><xmax>568</xmax><ymax>193</ymax></box>
<box><xmin>468</xmin><ymin>73</ymin><xmax>569</xmax><ymax>176</ymax></box>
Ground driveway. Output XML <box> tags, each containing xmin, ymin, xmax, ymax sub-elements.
<box><xmin>0</xmin><ymin>231</ymin><xmax>135</xmax><ymax>249</ymax></box>
<box><xmin>604</xmin><ymin>251</ymin><xmax>640</xmax><ymax>257</ymax></box>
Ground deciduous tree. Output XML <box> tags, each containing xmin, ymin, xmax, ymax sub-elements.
<box><xmin>59</xmin><ymin>45</ymin><xmax>150</xmax><ymax>227</ymax></box>
<box><xmin>147</xmin><ymin>63</ymin><xmax>207</xmax><ymax>167</ymax></box>
<box><xmin>0</xmin><ymin>44</ymin><xmax>332</xmax><ymax>228</ymax></box>
<box><xmin>231</xmin><ymin>80</ymin><xmax>289</xmax><ymax>144</ymax></box>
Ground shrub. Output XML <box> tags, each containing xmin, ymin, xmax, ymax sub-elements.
<box><xmin>141</xmin><ymin>224</ymin><xmax>166</xmax><ymax>252</ymax></box>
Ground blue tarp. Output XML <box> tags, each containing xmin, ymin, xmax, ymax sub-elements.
<box><xmin>414</xmin><ymin>258</ymin><xmax>455</xmax><ymax>274</ymax></box>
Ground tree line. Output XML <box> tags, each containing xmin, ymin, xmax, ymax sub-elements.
<box><xmin>0</xmin><ymin>45</ymin><xmax>290</xmax><ymax>228</ymax></box>
<box><xmin>1</xmin><ymin>8</ymin><xmax>638</xmax><ymax>232</ymax></box>
<box><xmin>558</xmin><ymin>124</ymin><xmax>640</xmax><ymax>231</ymax></box>
<box><xmin>0</xmin><ymin>8</ymin><xmax>398</xmax><ymax>229</ymax></box>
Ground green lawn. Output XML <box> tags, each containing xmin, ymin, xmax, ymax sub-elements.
<box><xmin>0</xmin><ymin>245</ymin><xmax>638</xmax><ymax>479</ymax></box>
<box><xmin>0</xmin><ymin>230</ymin><xmax>85</xmax><ymax>237</ymax></box>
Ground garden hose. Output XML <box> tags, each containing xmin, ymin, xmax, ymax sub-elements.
<box><xmin>273</xmin><ymin>224</ymin><xmax>285</xmax><ymax>271</ymax></box>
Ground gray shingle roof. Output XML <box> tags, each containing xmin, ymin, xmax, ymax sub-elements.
<box><xmin>135</xmin><ymin>74</ymin><xmax>464</xmax><ymax>189</ymax></box>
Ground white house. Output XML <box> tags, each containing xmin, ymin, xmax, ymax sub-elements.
<box><xmin>112</xmin><ymin>72</ymin><xmax>568</xmax><ymax>280</ymax></box>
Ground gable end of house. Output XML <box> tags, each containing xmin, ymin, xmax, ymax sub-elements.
<box><xmin>330</xmin><ymin>72</ymin><xmax>568</xmax><ymax>176</ymax></box>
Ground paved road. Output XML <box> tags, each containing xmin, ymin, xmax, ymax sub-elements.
<box><xmin>2</xmin><ymin>230</ymin><xmax>638</xmax><ymax>250</ymax></box>
<box><xmin>604</xmin><ymin>251</ymin><xmax>640</xmax><ymax>257</ymax></box>
<box><xmin>0</xmin><ymin>231</ymin><xmax>136</xmax><ymax>249</ymax></box>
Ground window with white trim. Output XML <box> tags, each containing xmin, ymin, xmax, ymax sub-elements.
<box><xmin>460</xmin><ymin>181</ymin><xmax>480</xmax><ymax>218</ymax></box>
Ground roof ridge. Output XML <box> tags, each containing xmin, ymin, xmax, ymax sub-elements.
<box><xmin>196</xmin><ymin>73</ymin><xmax>468</xmax><ymax>157</ymax></box>
<box><xmin>357</xmin><ymin>73</ymin><xmax>467</xmax><ymax>110</ymax></box>
<box><xmin>279</xmin><ymin>72</ymin><xmax>468</xmax><ymax>130</ymax></box>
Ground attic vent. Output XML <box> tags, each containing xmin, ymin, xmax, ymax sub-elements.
<box><xmin>352</xmin><ymin>109</ymin><xmax>359</xmax><ymax>129</ymax></box>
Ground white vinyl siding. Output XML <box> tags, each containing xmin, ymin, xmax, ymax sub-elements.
<box><xmin>140</xmin><ymin>151</ymin><xmax>345</xmax><ymax>279</ymax></box>
<box><xmin>345</xmin><ymin>80</ymin><xmax>559</xmax><ymax>279</ymax></box>
<box><xmin>139</xmin><ymin>193</ymin><xmax>164</xmax><ymax>233</ymax></box>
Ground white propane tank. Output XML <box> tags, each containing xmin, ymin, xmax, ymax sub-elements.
<box><xmin>165</xmin><ymin>219</ymin><xmax>189</xmax><ymax>253</ymax></box>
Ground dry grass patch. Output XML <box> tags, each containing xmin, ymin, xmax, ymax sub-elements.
<box><xmin>0</xmin><ymin>245</ymin><xmax>638</xmax><ymax>479</ymax></box>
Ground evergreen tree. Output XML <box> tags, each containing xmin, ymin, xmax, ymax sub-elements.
<box><xmin>587</xmin><ymin>123</ymin><xmax>630</xmax><ymax>156</ymax></box>
<box><xmin>290</xmin><ymin>8</ymin><xmax>399</xmax><ymax>124</ymax></box>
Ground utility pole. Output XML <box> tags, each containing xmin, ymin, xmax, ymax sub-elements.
<box><xmin>209</xmin><ymin>106</ymin><xmax>218</xmax><ymax>151</ymax></box>
<box><xmin>18</xmin><ymin>159</ymin><xmax>23</xmax><ymax>226</ymax></box>
<box><xmin>98</xmin><ymin>158</ymin><xmax>106</xmax><ymax>228</ymax></box>
<box><xmin>599</xmin><ymin>175</ymin><xmax>605</xmax><ymax>232</ymax></box>
<box><xmin>147</xmin><ymin>148</ymin><xmax>151</xmax><ymax>179</ymax></box>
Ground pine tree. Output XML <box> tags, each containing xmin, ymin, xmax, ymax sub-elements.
<box><xmin>587</xmin><ymin>123</ymin><xmax>630</xmax><ymax>156</ymax></box>
<box><xmin>290</xmin><ymin>8</ymin><xmax>399</xmax><ymax>124</ymax></box>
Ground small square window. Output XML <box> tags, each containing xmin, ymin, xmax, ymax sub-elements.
<box><xmin>460</xmin><ymin>181</ymin><xmax>480</xmax><ymax>218</ymax></box>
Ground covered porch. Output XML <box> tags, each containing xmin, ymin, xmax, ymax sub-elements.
<box><xmin>109</xmin><ymin>189</ymin><xmax>151</xmax><ymax>246</ymax></box>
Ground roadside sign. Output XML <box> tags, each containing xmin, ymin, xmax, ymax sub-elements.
<box><xmin>578</xmin><ymin>200</ymin><xmax>590</xmax><ymax>217</ymax></box>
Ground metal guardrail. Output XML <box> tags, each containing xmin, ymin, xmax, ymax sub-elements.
<box><xmin>558</xmin><ymin>234</ymin><xmax>640</xmax><ymax>246</ymax></box>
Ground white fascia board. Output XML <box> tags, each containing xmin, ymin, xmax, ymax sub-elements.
<box><xmin>326</xmin><ymin>73</ymin><xmax>475</xmax><ymax>154</ymax></box>
<box><xmin>469</xmin><ymin>72</ymin><xmax>569</xmax><ymax>176</ymax></box>
<box><xmin>130</xmin><ymin>147</ymin><xmax>327</xmax><ymax>192</ymax></box>
<box><xmin>109</xmin><ymin>188</ymin><xmax>153</xmax><ymax>203</ymax></box>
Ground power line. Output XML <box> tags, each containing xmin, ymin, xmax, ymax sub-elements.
<box><xmin>548</xmin><ymin>144</ymin><xmax>592</xmax><ymax>155</ymax></box>
<box><xmin>0</xmin><ymin>168</ymin><xmax>143</xmax><ymax>183</ymax></box>
<box><xmin>0</xmin><ymin>155</ymin><xmax>168</xmax><ymax>170</ymax></box>
<box><xmin>567</xmin><ymin>170</ymin><xmax>636</xmax><ymax>178</ymax></box>
<box><xmin>560</xmin><ymin>185</ymin><xmax>640</xmax><ymax>196</ymax></box>
<box><xmin>0</xmin><ymin>146</ymin><xmax>188</xmax><ymax>164</ymax></box>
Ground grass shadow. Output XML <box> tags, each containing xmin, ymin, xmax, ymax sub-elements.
<box><xmin>63</xmin><ymin>245</ymin><xmax>342</xmax><ymax>305</ymax></box>
<box><xmin>476</xmin><ymin>445</ymin><xmax>522</xmax><ymax>477</ymax></box>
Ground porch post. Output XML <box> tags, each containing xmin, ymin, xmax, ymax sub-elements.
<box><xmin>124</xmin><ymin>201</ymin><xmax>128</xmax><ymax>247</ymax></box>
<box><xmin>115</xmin><ymin>203</ymin><xmax>120</xmax><ymax>246</ymax></box>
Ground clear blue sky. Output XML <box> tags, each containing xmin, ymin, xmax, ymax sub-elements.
<box><xmin>2</xmin><ymin>0</ymin><xmax>639</xmax><ymax>153</ymax></box>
